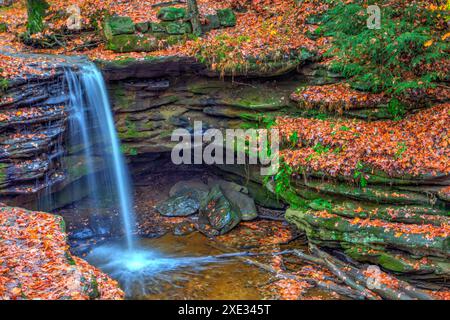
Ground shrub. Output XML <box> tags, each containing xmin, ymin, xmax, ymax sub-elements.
<box><xmin>320</xmin><ymin>1</ymin><xmax>449</xmax><ymax>96</ymax></box>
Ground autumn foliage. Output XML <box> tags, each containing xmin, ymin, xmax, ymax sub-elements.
<box><xmin>276</xmin><ymin>103</ymin><xmax>450</xmax><ymax>178</ymax></box>
<box><xmin>0</xmin><ymin>205</ymin><xmax>124</xmax><ymax>300</ymax></box>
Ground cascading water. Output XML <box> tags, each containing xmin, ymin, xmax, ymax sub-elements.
<box><xmin>62</xmin><ymin>60</ymin><xmax>226</xmax><ymax>297</ymax></box>
<box><xmin>65</xmin><ymin>62</ymin><xmax>136</xmax><ymax>249</ymax></box>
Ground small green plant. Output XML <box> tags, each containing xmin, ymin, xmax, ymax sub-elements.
<box><xmin>270</xmin><ymin>160</ymin><xmax>293</xmax><ymax>196</ymax></box>
<box><xmin>395</xmin><ymin>141</ymin><xmax>408</xmax><ymax>159</ymax></box>
<box><xmin>387</xmin><ymin>98</ymin><xmax>406</xmax><ymax>119</ymax></box>
<box><xmin>289</xmin><ymin>131</ymin><xmax>299</xmax><ymax>148</ymax></box>
<box><xmin>312</xmin><ymin>142</ymin><xmax>331</xmax><ymax>155</ymax></box>
<box><xmin>0</xmin><ymin>77</ymin><xmax>9</xmax><ymax>91</ymax></box>
<box><xmin>354</xmin><ymin>161</ymin><xmax>368</xmax><ymax>188</ymax></box>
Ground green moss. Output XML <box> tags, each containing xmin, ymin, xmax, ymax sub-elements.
<box><xmin>120</xmin><ymin>144</ymin><xmax>138</xmax><ymax>156</ymax></box>
<box><xmin>135</xmin><ymin>22</ymin><xmax>149</xmax><ymax>33</ymax></box>
<box><xmin>107</xmin><ymin>34</ymin><xmax>158</xmax><ymax>53</ymax></box>
<box><xmin>59</xmin><ymin>217</ymin><xmax>66</xmax><ymax>233</ymax></box>
<box><xmin>0</xmin><ymin>163</ymin><xmax>7</xmax><ymax>185</ymax></box>
<box><xmin>161</xmin><ymin>21</ymin><xmax>192</xmax><ymax>35</ymax></box>
<box><xmin>65</xmin><ymin>251</ymin><xmax>76</xmax><ymax>266</ymax></box>
<box><xmin>103</xmin><ymin>16</ymin><xmax>135</xmax><ymax>40</ymax></box>
<box><xmin>26</xmin><ymin>0</ymin><xmax>49</xmax><ymax>34</ymax></box>
<box><xmin>217</xmin><ymin>8</ymin><xmax>236</xmax><ymax>27</ymax></box>
<box><xmin>165</xmin><ymin>34</ymin><xmax>186</xmax><ymax>45</ymax></box>
<box><xmin>157</xmin><ymin>7</ymin><xmax>186</xmax><ymax>21</ymax></box>
<box><xmin>84</xmin><ymin>276</ymin><xmax>100</xmax><ymax>299</ymax></box>
<box><xmin>118</xmin><ymin>118</ymin><xmax>150</xmax><ymax>140</ymax></box>
<box><xmin>149</xmin><ymin>22</ymin><xmax>167</xmax><ymax>33</ymax></box>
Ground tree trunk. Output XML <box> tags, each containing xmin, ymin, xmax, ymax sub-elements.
<box><xmin>187</xmin><ymin>0</ymin><xmax>201</xmax><ymax>36</ymax></box>
<box><xmin>26</xmin><ymin>0</ymin><xmax>49</xmax><ymax>34</ymax></box>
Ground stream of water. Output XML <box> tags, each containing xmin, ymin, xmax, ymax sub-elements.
<box><xmin>65</xmin><ymin>62</ymin><xmax>136</xmax><ymax>249</ymax></box>
<box><xmin>64</xmin><ymin>62</ymin><xmax>232</xmax><ymax>296</ymax></box>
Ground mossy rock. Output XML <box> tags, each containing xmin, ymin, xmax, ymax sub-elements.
<box><xmin>161</xmin><ymin>21</ymin><xmax>192</xmax><ymax>35</ymax></box>
<box><xmin>202</xmin><ymin>14</ymin><xmax>221</xmax><ymax>32</ymax></box>
<box><xmin>297</xmin><ymin>180</ymin><xmax>432</xmax><ymax>206</ymax></box>
<box><xmin>106</xmin><ymin>34</ymin><xmax>159</xmax><ymax>53</ymax></box>
<box><xmin>343</xmin><ymin>244</ymin><xmax>450</xmax><ymax>276</ymax></box>
<box><xmin>246</xmin><ymin>181</ymin><xmax>285</xmax><ymax>209</ymax></box>
<box><xmin>103</xmin><ymin>16</ymin><xmax>135</xmax><ymax>40</ymax></box>
<box><xmin>149</xmin><ymin>22</ymin><xmax>167</xmax><ymax>33</ymax></box>
<box><xmin>157</xmin><ymin>7</ymin><xmax>186</xmax><ymax>21</ymax></box>
<box><xmin>135</xmin><ymin>22</ymin><xmax>149</xmax><ymax>33</ymax></box>
<box><xmin>217</xmin><ymin>8</ymin><xmax>236</xmax><ymax>27</ymax></box>
<box><xmin>286</xmin><ymin>208</ymin><xmax>449</xmax><ymax>258</ymax></box>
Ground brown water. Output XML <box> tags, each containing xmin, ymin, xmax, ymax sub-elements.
<box><xmin>141</xmin><ymin>233</ymin><xmax>271</xmax><ymax>300</ymax></box>
<box><xmin>85</xmin><ymin>232</ymin><xmax>338</xmax><ymax>300</ymax></box>
<box><xmin>67</xmin><ymin>169</ymin><xmax>338</xmax><ymax>300</ymax></box>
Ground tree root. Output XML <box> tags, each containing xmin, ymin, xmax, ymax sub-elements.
<box><xmin>207</xmin><ymin>239</ymin><xmax>435</xmax><ymax>300</ymax></box>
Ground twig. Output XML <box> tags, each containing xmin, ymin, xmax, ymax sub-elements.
<box><xmin>208</xmin><ymin>242</ymin><xmax>365</xmax><ymax>300</ymax></box>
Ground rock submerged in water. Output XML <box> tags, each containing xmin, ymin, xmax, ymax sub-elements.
<box><xmin>173</xmin><ymin>221</ymin><xmax>196</xmax><ymax>236</ymax></box>
<box><xmin>196</xmin><ymin>185</ymin><xmax>242</xmax><ymax>237</ymax></box>
<box><xmin>155</xmin><ymin>195</ymin><xmax>200</xmax><ymax>217</ymax></box>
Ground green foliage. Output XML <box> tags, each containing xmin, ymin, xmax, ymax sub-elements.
<box><xmin>353</xmin><ymin>161</ymin><xmax>368</xmax><ymax>188</ymax></box>
<box><xmin>271</xmin><ymin>160</ymin><xmax>293</xmax><ymax>196</ymax></box>
<box><xmin>387</xmin><ymin>98</ymin><xmax>406</xmax><ymax>119</ymax></box>
<box><xmin>289</xmin><ymin>131</ymin><xmax>299</xmax><ymax>147</ymax></box>
<box><xmin>26</xmin><ymin>0</ymin><xmax>49</xmax><ymax>34</ymax></box>
<box><xmin>0</xmin><ymin>75</ymin><xmax>9</xmax><ymax>91</ymax></box>
<box><xmin>321</xmin><ymin>1</ymin><xmax>449</xmax><ymax>96</ymax></box>
<box><xmin>395</xmin><ymin>141</ymin><xmax>407</xmax><ymax>159</ymax></box>
<box><xmin>312</xmin><ymin>142</ymin><xmax>330</xmax><ymax>155</ymax></box>
<box><xmin>309</xmin><ymin>198</ymin><xmax>333</xmax><ymax>211</ymax></box>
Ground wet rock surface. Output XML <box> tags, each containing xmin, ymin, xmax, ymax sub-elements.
<box><xmin>197</xmin><ymin>185</ymin><xmax>242</xmax><ymax>237</ymax></box>
<box><xmin>156</xmin><ymin>195</ymin><xmax>200</xmax><ymax>217</ymax></box>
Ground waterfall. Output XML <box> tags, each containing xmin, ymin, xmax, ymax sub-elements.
<box><xmin>65</xmin><ymin>62</ymin><xmax>136</xmax><ymax>250</ymax></box>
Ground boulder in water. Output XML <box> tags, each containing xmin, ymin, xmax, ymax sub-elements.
<box><xmin>197</xmin><ymin>185</ymin><xmax>242</xmax><ymax>236</ymax></box>
<box><xmin>156</xmin><ymin>195</ymin><xmax>200</xmax><ymax>217</ymax></box>
<box><xmin>222</xmin><ymin>189</ymin><xmax>258</xmax><ymax>221</ymax></box>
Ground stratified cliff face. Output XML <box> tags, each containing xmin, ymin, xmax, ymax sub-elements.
<box><xmin>0</xmin><ymin>63</ymin><xmax>69</xmax><ymax>208</ymax></box>
<box><xmin>0</xmin><ymin>55</ymin><xmax>300</xmax><ymax>210</ymax></box>
<box><xmin>0</xmin><ymin>55</ymin><xmax>108</xmax><ymax>211</ymax></box>
<box><xmin>103</xmin><ymin>57</ymin><xmax>299</xmax><ymax>157</ymax></box>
